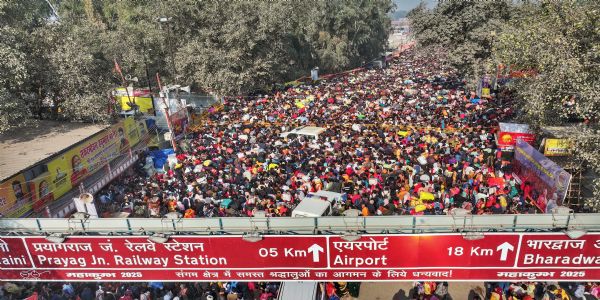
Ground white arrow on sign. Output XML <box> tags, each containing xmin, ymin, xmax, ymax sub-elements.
<box><xmin>496</xmin><ymin>242</ymin><xmax>515</xmax><ymax>261</ymax></box>
<box><xmin>307</xmin><ymin>244</ymin><xmax>324</xmax><ymax>263</ymax></box>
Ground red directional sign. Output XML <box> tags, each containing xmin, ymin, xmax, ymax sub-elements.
<box><xmin>327</xmin><ymin>234</ymin><xmax>520</xmax><ymax>268</ymax></box>
<box><xmin>0</xmin><ymin>233</ymin><xmax>598</xmax><ymax>281</ymax></box>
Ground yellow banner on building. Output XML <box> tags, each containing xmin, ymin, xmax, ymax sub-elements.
<box><xmin>45</xmin><ymin>117</ymin><xmax>141</xmax><ymax>200</ymax></box>
<box><xmin>114</xmin><ymin>88</ymin><xmax>154</xmax><ymax>114</ymax></box>
<box><xmin>544</xmin><ymin>138</ymin><xmax>571</xmax><ymax>156</ymax></box>
<box><xmin>0</xmin><ymin>174</ymin><xmax>32</xmax><ymax>217</ymax></box>
<box><xmin>46</xmin><ymin>154</ymin><xmax>71</xmax><ymax>199</ymax></box>
<box><xmin>1</xmin><ymin>117</ymin><xmax>145</xmax><ymax>216</ymax></box>
<box><xmin>118</xmin><ymin>96</ymin><xmax>154</xmax><ymax>114</ymax></box>
<box><xmin>124</xmin><ymin>117</ymin><xmax>141</xmax><ymax>146</ymax></box>
<box><xmin>29</xmin><ymin>171</ymin><xmax>54</xmax><ymax>213</ymax></box>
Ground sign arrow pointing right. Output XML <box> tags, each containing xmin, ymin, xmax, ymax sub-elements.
<box><xmin>496</xmin><ymin>242</ymin><xmax>515</xmax><ymax>261</ymax></box>
<box><xmin>307</xmin><ymin>244</ymin><xmax>324</xmax><ymax>263</ymax></box>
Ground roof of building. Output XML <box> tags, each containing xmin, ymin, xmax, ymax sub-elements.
<box><xmin>0</xmin><ymin>120</ymin><xmax>108</xmax><ymax>182</ymax></box>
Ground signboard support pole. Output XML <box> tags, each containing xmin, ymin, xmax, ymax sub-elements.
<box><xmin>156</xmin><ymin>72</ymin><xmax>177</xmax><ymax>152</ymax></box>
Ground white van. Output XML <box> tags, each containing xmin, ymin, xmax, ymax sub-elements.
<box><xmin>277</xmin><ymin>282</ymin><xmax>324</xmax><ymax>300</ymax></box>
<box><xmin>310</xmin><ymin>190</ymin><xmax>343</xmax><ymax>202</ymax></box>
<box><xmin>291</xmin><ymin>191</ymin><xmax>342</xmax><ymax>217</ymax></box>
<box><xmin>280</xmin><ymin>126</ymin><xmax>326</xmax><ymax>139</ymax></box>
<box><xmin>292</xmin><ymin>196</ymin><xmax>332</xmax><ymax>217</ymax></box>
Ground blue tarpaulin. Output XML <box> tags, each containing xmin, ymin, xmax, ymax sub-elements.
<box><xmin>148</xmin><ymin>149</ymin><xmax>175</xmax><ymax>169</ymax></box>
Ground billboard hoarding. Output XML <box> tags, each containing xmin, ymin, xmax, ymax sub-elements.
<box><xmin>0</xmin><ymin>117</ymin><xmax>146</xmax><ymax>217</ymax></box>
<box><xmin>0</xmin><ymin>174</ymin><xmax>32</xmax><ymax>217</ymax></box>
<box><xmin>28</xmin><ymin>172</ymin><xmax>54</xmax><ymax>213</ymax></box>
<box><xmin>114</xmin><ymin>87</ymin><xmax>155</xmax><ymax>114</ymax></box>
<box><xmin>169</xmin><ymin>108</ymin><xmax>188</xmax><ymax>141</ymax></box>
<box><xmin>544</xmin><ymin>138</ymin><xmax>571</xmax><ymax>157</ymax></box>
<box><xmin>1</xmin><ymin>233</ymin><xmax>598</xmax><ymax>281</ymax></box>
<box><xmin>497</xmin><ymin>132</ymin><xmax>535</xmax><ymax>150</ymax></box>
<box><xmin>496</xmin><ymin>122</ymin><xmax>535</xmax><ymax>151</ymax></box>
<box><xmin>514</xmin><ymin>139</ymin><xmax>572</xmax><ymax>203</ymax></box>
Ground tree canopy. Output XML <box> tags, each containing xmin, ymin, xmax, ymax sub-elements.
<box><xmin>408</xmin><ymin>0</ymin><xmax>600</xmax><ymax>209</ymax></box>
<box><xmin>0</xmin><ymin>0</ymin><xmax>393</xmax><ymax>132</ymax></box>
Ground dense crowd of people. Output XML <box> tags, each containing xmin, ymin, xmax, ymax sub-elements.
<box><xmin>482</xmin><ymin>282</ymin><xmax>600</xmax><ymax>300</ymax></box>
<box><xmin>96</xmin><ymin>49</ymin><xmax>558</xmax><ymax>219</ymax></box>
<box><xmin>0</xmin><ymin>281</ymin><xmax>280</xmax><ymax>300</ymax></box>
<box><xmin>4</xmin><ymin>281</ymin><xmax>600</xmax><ymax>300</ymax></box>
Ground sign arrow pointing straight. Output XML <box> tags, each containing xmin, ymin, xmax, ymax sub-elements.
<box><xmin>496</xmin><ymin>242</ymin><xmax>515</xmax><ymax>261</ymax></box>
<box><xmin>307</xmin><ymin>244</ymin><xmax>324</xmax><ymax>263</ymax></box>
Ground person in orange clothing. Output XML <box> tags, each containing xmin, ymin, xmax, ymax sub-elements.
<box><xmin>184</xmin><ymin>208</ymin><xmax>196</xmax><ymax>218</ymax></box>
<box><xmin>361</xmin><ymin>203</ymin><xmax>369</xmax><ymax>216</ymax></box>
<box><xmin>167</xmin><ymin>197</ymin><xmax>177</xmax><ymax>212</ymax></box>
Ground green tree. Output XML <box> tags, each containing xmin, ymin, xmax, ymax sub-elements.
<box><xmin>493</xmin><ymin>0</ymin><xmax>600</xmax><ymax>207</ymax></box>
<box><xmin>41</xmin><ymin>22</ymin><xmax>114</xmax><ymax>121</ymax></box>
<box><xmin>173</xmin><ymin>0</ymin><xmax>392</xmax><ymax>95</ymax></box>
<box><xmin>0</xmin><ymin>0</ymin><xmax>394</xmax><ymax>129</ymax></box>
<box><xmin>494</xmin><ymin>1</ymin><xmax>600</xmax><ymax>124</ymax></box>
<box><xmin>0</xmin><ymin>0</ymin><xmax>51</xmax><ymax>132</ymax></box>
<box><xmin>408</xmin><ymin>0</ymin><xmax>513</xmax><ymax>83</ymax></box>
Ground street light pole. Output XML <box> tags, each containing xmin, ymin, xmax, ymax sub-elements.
<box><xmin>143</xmin><ymin>48</ymin><xmax>154</xmax><ymax>93</ymax></box>
<box><xmin>157</xmin><ymin>17</ymin><xmax>176</xmax><ymax>79</ymax></box>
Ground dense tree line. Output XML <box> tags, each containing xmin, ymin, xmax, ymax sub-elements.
<box><xmin>0</xmin><ymin>0</ymin><xmax>393</xmax><ymax>132</ymax></box>
<box><xmin>408</xmin><ymin>0</ymin><xmax>600</xmax><ymax>208</ymax></box>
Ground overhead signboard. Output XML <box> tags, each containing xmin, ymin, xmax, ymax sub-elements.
<box><xmin>0</xmin><ymin>233</ymin><xmax>598</xmax><ymax>281</ymax></box>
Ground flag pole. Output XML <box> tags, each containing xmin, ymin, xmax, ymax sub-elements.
<box><xmin>114</xmin><ymin>58</ymin><xmax>134</xmax><ymax>112</ymax></box>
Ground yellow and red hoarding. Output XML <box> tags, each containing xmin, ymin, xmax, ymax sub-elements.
<box><xmin>1</xmin><ymin>117</ymin><xmax>147</xmax><ymax>217</ymax></box>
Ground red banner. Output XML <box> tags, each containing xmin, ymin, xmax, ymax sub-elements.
<box><xmin>169</xmin><ymin>108</ymin><xmax>188</xmax><ymax>141</ymax></box>
<box><xmin>1</xmin><ymin>233</ymin><xmax>598</xmax><ymax>281</ymax></box>
<box><xmin>497</xmin><ymin>131</ymin><xmax>535</xmax><ymax>150</ymax></box>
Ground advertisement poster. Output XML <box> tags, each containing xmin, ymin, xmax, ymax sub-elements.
<box><xmin>28</xmin><ymin>172</ymin><xmax>54</xmax><ymax>213</ymax></box>
<box><xmin>124</xmin><ymin>117</ymin><xmax>140</xmax><ymax>146</ymax></box>
<box><xmin>78</xmin><ymin>122</ymin><xmax>129</xmax><ymax>175</ymax></box>
<box><xmin>115</xmin><ymin>88</ymin><xmax>154</xmax><ymax>114</ymax></box>
<box><xmin>497</xmin><ymin>123</ymin><xmax>535</xmax><ymax>151</ymax></box>
<box><xmin>0</xmin><ymin>174</ymin><xmax>32</xmax><ymax>217</ymax></box>
<box><xmin>45</xmin><ymin>117</ymin><xmax>139</xmax><ymax>200</ymax></box>
<box><xmin>170</xmin><ymin>108</ymin><xmax>188</xmax><ymax>141</ymax></box>
<box><xmin>544</xmin><ymin>138</ymin><xmax>571</xmax><ymax>157</ymax></box>
<box><xmin>1</xmin><ymin>117</ymin><xmax>144</xmax><ymax>216</ymax></box>
<box><xmin>514</xmin><ymin>139</ymin><xmax>572</xmax><ymax>202</ymax></box>
<box><xmin>497</xmin><ymin>132</ymin><xmax>535</xmax><ymax>149</ymax></box>
<box><xmin>46</xmin><ymin>155</ymin><xmax>71</xmax><ymax>199</ymax></box>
